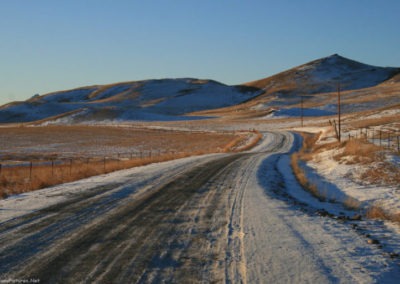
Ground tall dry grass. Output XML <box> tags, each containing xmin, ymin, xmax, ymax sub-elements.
<box><xmin>343</xmin><ymin>196</ymin><xmax>362</xmax><ymax>211</ymax></box>
<box><xmin>0</xmin><ymin>152</ymin><xmax>207</xmax><ymax>198</ymax></box>
<box><xmin>290</xmin><ymin>132</ymin><xmax>325</xmax><ymax>200</ymax></box>
<box><xmin>333</xmin><ymin>138</ymin><xmax>382</xmax><ymax>164</ymax></box>
<box><xmin>291</xmin><ymin>152</ymin><xmax>325</xmax><ymax>201</ymax></box>
<box><xmin>222</xmin><ymin>130</ymin><xmax>262</xmax><ymax>152</ymax></box>
<box><xmin>366</xmin><ymin>205</ymin><xmax>400</xmax><ymax>223</ymax></box>
<box><xmin>332</xmin><ymin>138</ymin><xmax>400</xmax><ymax>186</ymax></box>
<box><xmin>0</xmin><ymin>129</ymin><xmax>262</xmax><ymax>199</ymax></box>
<box><xmin>237</xmin><ymin>130</ymin><xmax>263</xmax><ymax>152</ymax></box>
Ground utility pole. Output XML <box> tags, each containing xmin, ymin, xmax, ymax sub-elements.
<box><xmin>300</xmin><ymin>96</ymin><xmax>304</xmax><ymax>127</ymax></box>
<box><xmin>337</xmin><ymin>83</ymin><xmax>341</xmax><ymax>142</ymax></box>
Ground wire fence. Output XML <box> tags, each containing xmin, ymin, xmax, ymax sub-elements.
<box><xmin>0</xmin><ymin>149</ymin><xmax>205</xmax><ymax>197</ymax></box>
<box><xmin>0</xmin><ymin>129</ymin><xmax>261</xmax><ymax>198</ymax></box>
<box><xmin>346</xmin><ymin>128</ymin><xmax>400</xmax><ymax>153</ymax></box>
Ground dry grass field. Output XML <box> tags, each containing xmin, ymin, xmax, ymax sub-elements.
<box><xmin>0</xmin><ymin>125</ymin><xmax>239</xmax><ymax>160</ymax></box>
<box><xmin>0</xmin><ymin>125</ymin><xmax>248</xmax><ymax>198</ymax></box>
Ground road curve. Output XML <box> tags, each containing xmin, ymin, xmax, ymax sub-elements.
<box><xmin>0</xmin><ymin>131</ymin><xmax>398</xmax><ymax>283</ymax></box>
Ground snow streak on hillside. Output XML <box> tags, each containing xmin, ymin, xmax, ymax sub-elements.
<box><xmin>0</xmin><ymin>79</ymin><xmax>259</xmax><ymax>123</ymax></box>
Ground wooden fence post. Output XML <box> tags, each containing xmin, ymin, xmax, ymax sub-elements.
<box><xmin>52</xmin><ymin>160</ymin><xmax>54</xmax><ymax>178</ymax></box>
<box><xmin>29</xmin><ymin>161</ymin><xmax>33</xmax><ymax>181</ymax></box>
<box><xmin>332</xmin><ymin>120</ymin><xmax>339</xmax><ymax>141</ymax></box>
<box><xmin>397</xmin><ymin>135</ymin><xmax>400</xmax><ymax>152</ymax></box>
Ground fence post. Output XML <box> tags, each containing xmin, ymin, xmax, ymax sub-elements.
<box><xmin>0</xmin><ymin>164</ymin><xmax>2</xmax><ymax>177</ymax></box>
<box><xmin>52</xmin><ymin>160</ymin><xmax>54</xmax><ymax>178</ymax></box>
<box><xmin>379</xmin><ymin>130</ymin><xmax>382</xmax><ymax>147</ymax></box>
<box><xmin>397</xmin><ymin>135</ymin><xmax>400</xmax><ymax>152</ymax></box>
<box><xmin>29</xmin><ymin>161</ymin><xmax>33</xmax><ymax>181</ymax></box>
<box><xmin>388</xmin><ymin>132</ymin><xmax>391</xmax><ymax>150</ymax></box>
<box><xmin>372</xmin><ymin>129</ymin><xmax>375</xmax><ymax>144</ymax></box>
<box><xmin>332</xmin><ymin>120</ymin><xmax>339</xmax><ymax>141</ymax></box>
<box><xmin>103</xmin><ymin>157</ymin><xmax>106</xmax><ymax>173</ymax></box>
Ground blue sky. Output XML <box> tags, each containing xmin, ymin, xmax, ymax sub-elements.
<box><xmin>1</xmin><ymin>0</ymin><xmax>399</xmax><ymax>105</ymax></box>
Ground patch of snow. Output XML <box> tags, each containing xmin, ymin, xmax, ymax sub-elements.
<box><xmin>364</xmin><ymin>109</ymin><xmax>400</xmax><ymax>120</ymax></box>
<box><xmin>90</xmin><ymin>85</ymin><xmax>131</xmax><ymax>101</ymax></box>
<box><xmin>0</xmin><ymin>101</ymin><xmax>80</xmax><ymax>123</ymax></box>
<box><xmin>41</xmin><ymin>88</ymin><xmax>97</xmax><ymax>103</ymax></box>
<box><xmin>145</xmin><ymin>81</ymin><xmax>256</xmax><ymax>115</ymax></box>
<box><xmin>263</xmin><ymin>107</ymin><xmax>335</xmax><ymax>119</ymax></box>
<box><xmin>306</xmin><ymin>147</ymin><xmax>400</xmax><ymax>215</ymax></box>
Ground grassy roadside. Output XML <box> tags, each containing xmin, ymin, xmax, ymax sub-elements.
<box><xmin>290</xmin><ymin>132</ymin><xmax>324</xmax><ymax>201</ymax></box>
<box><xmin>0</xmin><ymin>129</ymin><xmax>261</xmax><ymax>199</ymax></box>
<box><xmin>291</xmin><ymin>131</ymin><xmax>400</xmax><ymax>223</ymax></box>
<box><xmin>223</xmin><ymin>130</ymin><xmax>262</xmax><ymax>152</ymax></box>
<box><xmin>0</xmin><ymin>152</ymin><xmax>207</xmax><ymax>198</ymax></box>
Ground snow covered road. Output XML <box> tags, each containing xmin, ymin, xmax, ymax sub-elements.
<box><xmin>0</xmin><ymin>131</ymin><xmax>399</xmax><ymax>283</ymax></box>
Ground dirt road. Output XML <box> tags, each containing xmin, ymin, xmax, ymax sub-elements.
<box><xmin>0</xmin><ymin>132</ymin><xmax>398</xmax><ymax>283</ymax></box>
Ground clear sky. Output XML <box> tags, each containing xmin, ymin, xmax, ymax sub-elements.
<box><xmin>1</xmin><ymin>0</ymin><xmax>399</xmax><ymax>105</ymax></box>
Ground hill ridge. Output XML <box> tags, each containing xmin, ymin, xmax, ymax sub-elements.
<box><xmin>0</xmin><ymin>54</ymin><xmax>399</xmax><ymax>123</ymax></box>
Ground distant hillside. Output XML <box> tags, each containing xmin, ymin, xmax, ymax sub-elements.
<box><xmin>192</xmin><ymin>54</ymin><xmax>400</xmax><ymax>119</ymax></box>
<box><xmin>0</xmin><ymin>54</ymin><xmax>399</xmax><ymax>124</ymax></box>
<box><xmin>245</xmin><ymin>54</ymin><xmax>399</xmax><ymax>97</ymax></box>
<box><xmin>0</xmin><ymin>78</ymin><xmax>260</xmax><ymax>123</ymax></box>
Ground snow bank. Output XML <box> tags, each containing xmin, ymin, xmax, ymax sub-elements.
<box><xmin>306</xmin><ymin>147</ymin><xmax>400</xmax><ymax>215</ymax></box>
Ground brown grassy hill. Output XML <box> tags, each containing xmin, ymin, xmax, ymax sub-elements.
<box><xmin>190</xmin><ymin>54</ymin><xmax>400</xmax><ymax>119</ymax></box>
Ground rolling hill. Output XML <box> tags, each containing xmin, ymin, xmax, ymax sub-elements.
<box><xmin>0</xmin><ymin>54</ymin><xmax>399</xmax><ymax>124</ymax></box>
<box><xmin>193</xmin><ymin>54</ymin><xmax>400</xmax><ymax>119</ymax></box>
<box><xmin>0</xmin><ymin>79</ymin><xmax>260</xmax><ymax>123</ymax></box>
<box><xmin>245</xmin><ymin>54</ymin><xmax>398</xmax><ymax>94</ymax></box>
